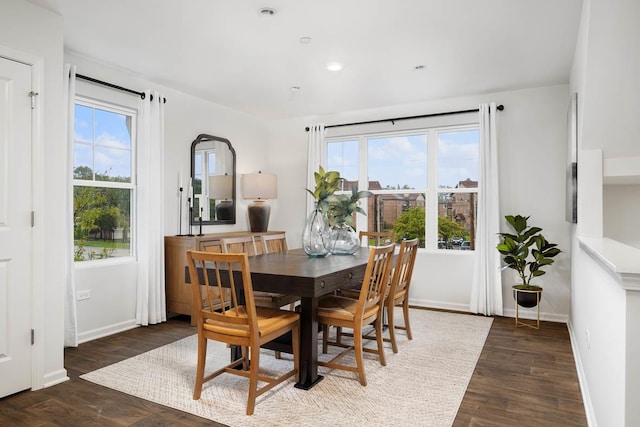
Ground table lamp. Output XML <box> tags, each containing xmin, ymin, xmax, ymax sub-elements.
<box><xmin>209</xmin><ymin>173</ymin><xmax>233</xmax><ymax>221</ymax></box>
<box><xmin>241</xmin><ymin>171</ymin><xmax>277</xmax><ymax>232</ymax></box>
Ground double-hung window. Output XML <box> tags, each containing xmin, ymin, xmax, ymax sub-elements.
<box><xmin>326</xmin><ymin>124</ymin><xmax>479</xmax><ymax>250</ymax></box>
<box><xmin>73</xmin><ymin>97</ymin><xmax>136</xmax><ymax>261</ymax></box>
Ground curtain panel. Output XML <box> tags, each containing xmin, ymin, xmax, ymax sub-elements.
<box><xmin>306</xmin><ymin>123</ymin><xmax>326</xmax><ymax>215</ymax></box>
<box><xmin>136</xmin><ymin>90</ymin><xmax>167</xmax><ymax>325</ymax></box>
<box><xmin>470</xmin><ymin>102</ymin><xmax>503</xmax><ymax>316</ymax></box>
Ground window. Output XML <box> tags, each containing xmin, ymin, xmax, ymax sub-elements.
<box><xmin>326</xmin><ymin>124</ymin><xmax>479</xmax><ymax>250</ymax></box>
<box><xmin>73</xmin><ymin>98</ymin><xmax>136</xmax><ymax>261</ymax></box>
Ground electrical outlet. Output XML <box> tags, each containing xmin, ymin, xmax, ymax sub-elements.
<box><xmin>76</xmin><ymin>290</ymin><xmax>91</xmax><ymax>301</ymax></box>
<box><xmin>586</xmin><ymin>329</ymin><xmax>591</xmax><ymax>350</ymax></box>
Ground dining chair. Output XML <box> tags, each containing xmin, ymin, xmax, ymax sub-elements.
<box><xmin>316</xmin><ymin>243</ymin><xmax>395</xmax><ymax>386</ymax></box>
<box><xmin>359</xmin><ymin>230</ymin><xmax>396</xmax><ymax>247</ymax></box>
<box><xmin>383</xmin><ymin>237</ymin><xmax>419</xmax><ymax>353</ymax></box>
<box><xmin>221</xmin><ymin>235</ymin><xmax>298</xmax><ymax>310</ymax></box>
<box><xmin>185</xmin><ymin>250</ymin><xmax>300</xmax><ymax>415</ymax></box>
<box><xmin>221</xmin><ymin>235</ymin><xmax>299</xmax><ymax>359</ymax></box>
<box><xmin>258</xmin><ymin>232</ymin><xmax>288</xmax><ymax>254</ymax></box>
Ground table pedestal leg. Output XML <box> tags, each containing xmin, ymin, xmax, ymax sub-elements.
<box><xmin>294</xmin><ymin>296</ymin><xmax>323</xmax><ymax>390</ymax></box>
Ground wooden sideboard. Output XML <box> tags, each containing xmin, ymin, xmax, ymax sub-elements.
<box><xmin>164</xmin><ymin>231</ymin><xmax>285</xmax><ymax>321</ymax></box>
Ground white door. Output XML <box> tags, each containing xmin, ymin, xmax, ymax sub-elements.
<box><xmin>0</xmin><ymin>56</ymin><xmax>33</xmax><ymax>397</ymax></box>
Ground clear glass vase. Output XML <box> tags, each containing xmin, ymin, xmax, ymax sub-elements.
<box><xmin>325</xmin><ymin>222</ymin><xmax>360</xmax><ymax>255</ymax></box>
<box><xmin>302</xmin><ymin>203</ymin><xmax>330</xmax><ymax>257</ymax></box>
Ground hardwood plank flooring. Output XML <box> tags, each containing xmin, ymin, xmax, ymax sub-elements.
<box><xmin>0</xmin><ymin>311</ymin><xmax>587</xmax><ymax>426</ymax></box>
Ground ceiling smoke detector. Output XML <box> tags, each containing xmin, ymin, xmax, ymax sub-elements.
<box><xmin>258</xmin><ymin>7</ymin><xmax>276</xmax><ymax>17</ymax></box>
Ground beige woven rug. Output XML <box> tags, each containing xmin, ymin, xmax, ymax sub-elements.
<box><xmin>81</xmin><ymin>309</ymin><xmax>492</xmax><ymax>427</ymax></box>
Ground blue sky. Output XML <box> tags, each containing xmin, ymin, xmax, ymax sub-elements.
<box><xmin>74</xmin><ymin>104</ymin><xmax>132</xmax><ymax>180</ymax></box>
<box><xmin>327</xmin><ymin>129</ymin><xmax>479</xmax><ymax>190</ymax></box>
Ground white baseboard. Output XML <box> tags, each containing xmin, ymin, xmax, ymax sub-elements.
<box><xmin>502</xmin><ymin>307</ymin><xmax>568</xmax><ymax>323</ymax></box>
<box><xmin>77</xmin><ymin>319</ymin><xmax>139</xmax><ymax>344</ymax></box>
<box><xmin>42</xmin><ymin>368</ymin><xmax>70</xmax><ymax>389</ymax></box>
<box><xmin>567</xmin><ymin>320</ymin><xmax>597</xmax><ymax>427</ymax></box>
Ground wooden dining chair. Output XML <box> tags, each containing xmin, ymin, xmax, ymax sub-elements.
<box><xmin>383</xmin><ymin>237</ymin><xmax>419</xmax><ymax>353</ymax></box>
<box><xmin>316</xmin><ymin>244</ymin><xmax>395</xmax><ymax>386</ymax></box>
<box><xmin>221</xmin><ymin>235</ymin><xmax>299</xmax><ymax>359</ymax></box>
<box><xmin>186</xmin><ymin>250</ymin><xmax>300</xmax><ymax>415</ymax></box>
<box><xmin>259</xmin><ymin>233</ymin><xmax>288</xmax><ymax>254</ymax></box>
<box><xmin>221</xmin><ymin>235</ymin><xmax>298</xmax><ymax>310</ymax></box>
<box><xmin>359</xmin><ymin>230</ymin><xmax>396</xmax><ymax>247</ymax></box>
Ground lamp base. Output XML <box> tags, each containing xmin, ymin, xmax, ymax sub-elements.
<box><xmin>247</xmin><ymin>202</ymin><xmax>270</xmax><ymax>232</ymax></box>
<box><xmin>215</xmin><ymin>200</ymin><xmax>234</xmax><ymax>221</ymax></box>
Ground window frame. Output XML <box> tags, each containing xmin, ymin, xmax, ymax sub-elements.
<box><xmin>72</xmin><ymin>95</ymin><xmax>137</xmax><ymax>263</ymax></box>
<box><xmin>325</xmin><ymin>122</ymin><xmax>479</xmax><ymax>252</ymax></box>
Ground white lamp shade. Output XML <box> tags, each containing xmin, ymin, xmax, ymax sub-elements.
<box><xmin>241</xmin><ymin>172</ymin><xmax>277</xmax><ymax>200</ymax></box>
<box><xmin>209</xmin><ymin>174</ymin><xmax>233</xmax><ymax>200</ymax></box>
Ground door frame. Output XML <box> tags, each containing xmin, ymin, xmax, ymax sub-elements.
<box><xmin>0</xmin><ymin>45</ymin><xmax>45</xmax><ymax>390</ymax></box>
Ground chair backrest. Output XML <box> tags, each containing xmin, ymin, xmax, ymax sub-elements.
<box><xmin>356</xmin><ymin>244</ymin><xmax>395</xmax><ymax>317</ymax></box>
<box><xmin>221</xmin><ymin>235</ymin><xmax>258</xmax><ymax>256</ymax></box>
<box><xmin>259</xmin><ymin>233</ymin><xmax>288</xmax><ymax>254</ymax></box>
<box><xmin>359</xmin><ymin>231</ymin><xmax>396</xmax><ymax>247</ymax></box>
<box><xmin>388</xmin><ymin>238</ymin><xmax>419</xmax><ymax>305</ymax></box>
<box><xmin>186</xmin><ymin>250</ymin><xmax>258</xmax><ymax>333</ymax></box>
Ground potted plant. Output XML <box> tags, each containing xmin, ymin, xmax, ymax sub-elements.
<box><xmin>496</xmin><ymin>214</ymin><xmax>561</xmax><ymax>307</ymax></box>
<box><xmin>324</xmin><ymin>184</ymin><xmax>372</xmax><ymax>255</ymax></box>
<box><xmin>302</xmin><ymin>166</ymin><xmax>340</xmax><ymax>257</ymax></box>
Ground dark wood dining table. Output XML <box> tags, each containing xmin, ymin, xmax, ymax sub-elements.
<box><xmin>186</xmin><ymin>247</ymin><xmax>370</xmax><ymax>390</ymax></box>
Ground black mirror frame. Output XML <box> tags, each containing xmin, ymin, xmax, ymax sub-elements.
<box><xmin>190</xmin><ymin>134</ymin><xmax>236</xmax><ymax>226</ymax></box>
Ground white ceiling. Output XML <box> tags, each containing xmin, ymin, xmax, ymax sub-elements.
<box><xmin>27</xmin><ymin>0</ymin><xmax>583</xmax><ymax>121</ymax></box>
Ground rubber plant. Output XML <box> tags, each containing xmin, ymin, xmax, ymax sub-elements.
<box><xmin>496</xmin><ymin>214</ymin><xmax>561</xmax><ymax>292</ymax></box>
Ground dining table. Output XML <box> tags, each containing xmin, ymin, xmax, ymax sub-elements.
<box><xmin>186</xmin><ymin>247</ymin><xmax>371</xmax><ymax>390</ymax></box>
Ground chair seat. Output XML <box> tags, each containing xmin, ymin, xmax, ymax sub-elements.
<box><xmin>317</xmin><ymin>295</ymin><xmax>379</xmax><ymax>322</ymax></box>
<box><xmin>203</xmin><ymin>306</ymin><xmax>299</xmax><ymax>338</ymax></box>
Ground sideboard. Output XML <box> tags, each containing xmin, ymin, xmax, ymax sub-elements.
<box><xmin>164</xmin><ymin>231</ymin><xmax>285</xmax><ymax>322</ymax></box>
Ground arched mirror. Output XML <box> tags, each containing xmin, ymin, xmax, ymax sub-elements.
<box><xmin>190</xmin><ymin>134</ymin><xmax>236</xmax><ymax>225</ymax></box>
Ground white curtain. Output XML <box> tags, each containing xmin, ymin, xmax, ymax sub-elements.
<box><xmin>306</xmin><ymin>123</ymin><xmax>325</xmax><ymax>215</ymax></box>
<box><xmin>470</xmin><ymin>102</ymin><xmax>503</xmax><ymax>316</ymax></box>
<box><xmin>136</xmin><ymin>91</ymin><xmax>167</xmax><ymax>325</ymax></box>
<box><xmin>63</xmin><ymin>64</ymin><xmax>78</xmax><ymax>347</ymax></box>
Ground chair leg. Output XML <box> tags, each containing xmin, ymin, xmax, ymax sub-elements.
<box><xmin>193</xmin><ymin>334</ymin><xmax>207</xmax><ymax>400</ymax></box>
<box><xmin>274</xmin><ymin>351</ymin><xmax>282</xmax><ymax>359</ymax></box>
<box><xmin>292</xmin><ymin>324</ymin><xmax>300</xmax><ymax>383</ymax></box>
<box><xmin>403</xmin><ymin>300</ymin><xmax>412</xmax><ymax>340</ymax></box>
<box><xmin>322</xmin><ymin>324</ymin><xmax>329</xmax><ymax>354</ymax></box>
<box><xmin>353</xmin><ymin>325</ymin><xmax>367</xmax><ymax>386</ymax></box>
<box><xmin>336</xmin><ymin>326</ymin><xmax>343</xmax><ymax>345</ymax></box>
<box><xmin>387</xmin><ymin>304</ymin><xmax>398</xmax><ymax>353</ymax></box>
<box><xmin>246</xmin><ymin>344</ymin><xmax>261</xmax><ymax>416</ymax></box>
<box><xmin>375</xmin><ymin>316</ymin><xmax>386</xmax><ymax>366</ymax></box>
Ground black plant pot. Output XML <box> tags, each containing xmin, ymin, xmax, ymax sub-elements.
<box><xmin>513</xmin><ymin>288</ymin><xmax>542</xmax><ymax>308</ymax></box>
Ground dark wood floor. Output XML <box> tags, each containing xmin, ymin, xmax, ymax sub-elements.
<box><xmin>0</xmin><ymin>310</ymin><xmax>587</xmax><ymax>426</ymax></box>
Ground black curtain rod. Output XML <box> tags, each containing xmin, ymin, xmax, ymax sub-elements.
<box><xmin>304</xmin><ymin>104</ymin><xmax>504</xmax><ymax>131</ymax></box>
<box><xmin>76</xmin><ymin>74</ymin><xmax>167</xmax><ymax>103</ymax></box>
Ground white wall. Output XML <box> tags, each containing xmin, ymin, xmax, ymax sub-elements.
<box><xmin>268</xmin><ymin>84</ymin><xmax>573</xmax><ymax>319</ymax></box>
<box><xmin>66</xmin><ymin>52</ymin><xmax>270</xmax><ymax>342</ymax></box>
<box><xmin>604</xmin><ymin>184</ymin><xmax>640</xmax><ymax>249</ymax></box>
<box><xmin>569</xmin><ymin>0</ymin><xmax>640</xmax><ymax>425</ymax></box>
<box><xmin>0</xmin><ymin>0</ymin><xmax>67</xmax><ymax>388</ymax></box>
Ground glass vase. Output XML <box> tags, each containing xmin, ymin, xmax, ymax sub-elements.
<box><xmin>302</xmin><ymin>203</ymin><xmax>330</xmax><ymax>257</ymax></box>
<box><xmin>325</xmin><ymin>222</ymin><xmax>360</xmax><ymax>255</ymax></box>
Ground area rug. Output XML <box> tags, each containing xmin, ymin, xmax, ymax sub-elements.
<box><xmin>81</xmin><ymin>309</ymin><xmax>492</xmax><ymax>427</ymax></box>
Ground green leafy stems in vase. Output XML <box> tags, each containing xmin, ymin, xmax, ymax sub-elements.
<box><xmin>304</xmin><ymin>166</ymin><xmax>372</xmax><ymax>255</ymax></box>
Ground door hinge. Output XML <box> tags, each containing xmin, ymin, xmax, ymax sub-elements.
<box><xmin>31</xmin><ymin>329</ymin><xmax>35</xmax><ymax>345</ymax></box>
<box><xmin>31</xmin><ymin>211</ymin><xmax>35</xmax><ymax>227</ymax></box>
<box><xmin>28</xmin><ymin>91</ymin><xmax>39</xmax><ymax>109</ymax></box>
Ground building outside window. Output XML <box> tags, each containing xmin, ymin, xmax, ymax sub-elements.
<box><xmin>326</xmin><ymin>125</ymin><xmax>479</xmax><ymax>250</ymax></box>
<box><xmin>73</xmin><ymin>97</ymin><xmax>136</xmax><ymax>261</ymax></box>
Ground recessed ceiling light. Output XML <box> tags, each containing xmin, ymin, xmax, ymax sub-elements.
<box><xmin>299</xmin><ymin>37</ymin><xmax>312</xmax><ymax>44</ymax></box>
<box><xmin>290</xmin><ymin>86</ymin><xmax>301</xmax><ymax>92</ymax></box>
<box><xmin>414</xmin><ymin>65</ymin><xmax>426</xmax><ymax>71</ymax></box>
<box><xmin>258</xmin><ymin>7</ymin><xmax>276</xmax><ymax>16</ymax></box>
<box><xmin>326</xmin><ymin>62</ymin><xmax>343</xmax><ymax>72</ymax></box>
